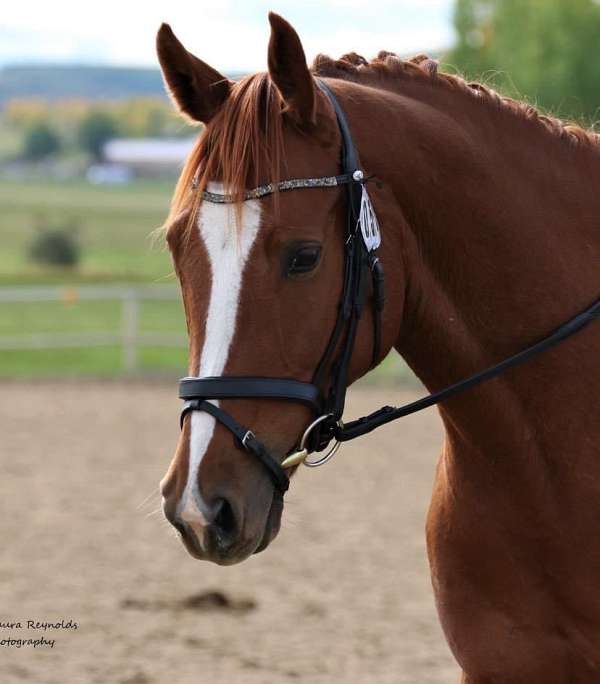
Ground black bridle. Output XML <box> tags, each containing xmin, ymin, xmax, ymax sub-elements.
<box><xmin>179</xmin><ymin>79</ymin><xmax>600</xmax><ymax>496</ymax></box>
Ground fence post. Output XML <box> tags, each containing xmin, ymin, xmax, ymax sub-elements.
<box><xmin>121</xmin><ymin>290</ymin><xmax>139</xmax><ymax>373</ymax></box>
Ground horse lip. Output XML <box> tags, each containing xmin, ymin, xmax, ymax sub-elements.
<box><xmin>178</xmin><ymin>521</ymin><xmax>206</xmax><ymax>560</ymax></box>
<box><xmin>254</xmin><ymin>490</ymin><xmax>283</xmax><ymax>554</ymax></box>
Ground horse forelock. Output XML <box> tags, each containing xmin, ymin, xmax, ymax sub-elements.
<box><xmin>165</xmin><ymin>72</ymin><xmax>285</xmax><ymax>237</ymax></box>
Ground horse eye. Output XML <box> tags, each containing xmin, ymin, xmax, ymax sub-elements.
<box><xmin>286</xmin><ymin>244</ymin><xmax>322</xmax><ymax>276</ymax></box>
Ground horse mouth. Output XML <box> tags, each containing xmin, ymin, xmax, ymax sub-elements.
<box><xmin>254</xmin><ymin>490</ymin><xmax>284</xmax><ymax>555</ymax></box>
<box><xmin>176</xmin><ymin>488</ymin><xmax>284</xmax><ymax>563</ymax></box>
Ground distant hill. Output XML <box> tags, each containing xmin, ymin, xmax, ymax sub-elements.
<box><xmin>0</xmin><ymin>64</ymin><xmax>246</xmax><ymax>107</ymax></box>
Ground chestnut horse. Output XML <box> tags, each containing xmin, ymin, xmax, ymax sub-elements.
<box><xmin>157</xmin><ymin>13</ymin><xmax>600</xmax><ymax>683</ymax></box>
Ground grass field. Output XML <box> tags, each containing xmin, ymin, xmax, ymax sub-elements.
<box><xmin>0</xmin><ymin>296</ymin><xmax>188</xmax><ymax>377</ymax></box>
<box><xmin>0</xmin><ymin>177</ymin><xmax>188</xmax><ymax>376</ymax></box>
<box><xmin>0</xmin><ymin>177</ymin><xmax>174</xmax><ymax>285</ymax></box>
<box><xmin>0</xmin><ymin>177</ymin><xmax>414</xmax><ymax>382</ymax></box>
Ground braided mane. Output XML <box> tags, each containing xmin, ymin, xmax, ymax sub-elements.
<box><xmin>311</xmin><ymin>50</ymin><xmax>599</xmax><ymax>148</ymax></box>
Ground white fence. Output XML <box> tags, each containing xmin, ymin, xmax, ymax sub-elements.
<box><xmin>0</xmin><ymin>285</ymin><xmax>187</xmax><ymax>372</ymax></box>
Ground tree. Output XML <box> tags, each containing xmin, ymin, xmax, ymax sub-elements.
<box><xmin>23</xmin><ymin>123</ymin><xmax>61</xmax><ymax>160</ymax></box>
<box><xmin>447</xmin><ymin>0</ymin><xmax>600</xmax><ymax>123</ymax></box>
<box><xmin>78</xmin><ymin>110</ymin><xmax>119</xmax><ymax>161</ymax></box>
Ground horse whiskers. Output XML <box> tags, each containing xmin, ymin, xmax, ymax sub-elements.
<box><xmin>157</xmin><ymin>520</ymin><xmax>181</xmax><ymax>542</ymax></box>
<box><xmin>144</xmin><ymin>507</ymin><xmax>165</xmax><ymax>519</ymax></box>
<box><xmin>159</xmin><ymin>519</ymin><xmax>175</xmax><ymax>533</ymax></box>
<box><xmin>135</xmin><ymin>488</ymin><xmax>160</xmax><ymax>511</ymax></box>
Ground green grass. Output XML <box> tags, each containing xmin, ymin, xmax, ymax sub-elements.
<box><xmin>368</xmin><ymin>351</ymin><xmax>418</xmax><ymax>385</ymax></box>
<box><xmin>0</xmin><ymin>178</ymin><xmax>175</xmax><ymax>284</ymax></box>
<box><xmin>0</xmin><ymin>120</ymin><xmax>20</xmax><ymax>159</ymax></box>
<box><xmin>0</xmin><ymin>346</ymin><xmax>187</xmax><ymax>378</ymax></box>
<box><xmin>0</xmin><ymin>296</ymin><xmax>188</xmax><ymax>378</ymax></box>
<box><xmin>0</xmin><ymin>298</ymin><xmax>184</xmax><ymax>336</ymax></box>
<box><xmin>0</xmin><ymin>177</ymin><xmax>184</xmax><ymax>376</ymax></box>
<box><xmin>0</xmin><ymin>177</ymin><xmax>188</xmax><ymax>376</ymax></box>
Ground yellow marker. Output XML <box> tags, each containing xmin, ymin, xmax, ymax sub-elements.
<box><xmin>60</xmin><ymin>287</ymin><xmax>79</xmax><ymax>306</ymax></box>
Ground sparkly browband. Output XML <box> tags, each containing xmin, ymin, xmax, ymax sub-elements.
<box><xmin>193</xmin><ymin>173</ymin><xmax>354</xmax><ymax>204</ymax></box>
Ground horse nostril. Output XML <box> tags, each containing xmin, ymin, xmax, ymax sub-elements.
<box><xmin>212</xmin><ymin>497</ymin><xmax>238</xmax><ymax>545</ymax></box>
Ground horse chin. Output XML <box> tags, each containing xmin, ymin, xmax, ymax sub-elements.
<box><xmin>253</xmin><ymin>490</ymin><xmax>284</xmax><ymax>555</ymax></box>
<box><xmin>212</xmin><ymin>494</ymin><xmax>283</xmax><ymax>564</ymax></box>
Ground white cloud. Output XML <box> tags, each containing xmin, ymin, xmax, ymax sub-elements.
<box><xmin>1</xmin><ymin>0</ymin><xmax>454</xmax><ymax>69</ymax></box>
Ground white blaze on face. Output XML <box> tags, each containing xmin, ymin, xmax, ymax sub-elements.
<box><xmin>178</xmin><ymin>184</ymin><xmax>262</xmax><ymax>537</ymax></box>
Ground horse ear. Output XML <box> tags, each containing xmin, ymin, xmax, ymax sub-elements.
<box><xmin>156</xmin><ymin>23</ymin><xmax>231</xmax><ymax>123</ymax></box>
<box><xmin>267</xmin><ymin>13</ymin><xmax>316</xmax><ymax>125</ymax></box>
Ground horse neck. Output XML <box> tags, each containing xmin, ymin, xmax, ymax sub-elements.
<box><xmin>350</xmin><ymin>79</ymin><xmax>600</xmax><ymax>456</ymax></box>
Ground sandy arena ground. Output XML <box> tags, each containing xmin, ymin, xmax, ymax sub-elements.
<box><xmin>1</xmin><ymin>381</ymin><xmax>459</xmax><ymax>684</ymax></box>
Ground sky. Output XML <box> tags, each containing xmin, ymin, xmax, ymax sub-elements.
<box><xmin>1</xmin><ymin>0</ymin><xmax>455</xmax><ymax>71</ymax></box>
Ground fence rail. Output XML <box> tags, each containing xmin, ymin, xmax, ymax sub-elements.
<box><xmin>0</xmin><ymin>284</ymin><xmax>183</xmax><ymax>302</ymax></box>
<box><xmin>0</xmin><ymin>285</ymin><xmax>187</xmax><ymax>372</ymax></box>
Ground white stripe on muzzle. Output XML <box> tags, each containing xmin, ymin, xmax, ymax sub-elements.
<box><xmin>178</xmin><ymin>185</ymin><xmax>262</xmax><ymax>536</ymax></box>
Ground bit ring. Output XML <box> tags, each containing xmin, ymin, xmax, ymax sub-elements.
<box><xmin>281</xmin><ymin>414</ymin><xmax>342</xmax><ymax>469</ymax></box>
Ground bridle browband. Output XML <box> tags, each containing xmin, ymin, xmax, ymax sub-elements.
<box><xmin>179</xmin><ymin>78</ymin><xmax>600</xmax><ymax>496</ymax></box>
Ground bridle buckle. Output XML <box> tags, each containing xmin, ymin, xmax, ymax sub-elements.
<box><xmin>241</xmin><ymin>430</ymin><xmax>255</xmax><ymax>449</ymax></box>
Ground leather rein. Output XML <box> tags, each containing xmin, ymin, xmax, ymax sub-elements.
<box><xmin>178</xmin><ymin>79</ymin><xmax>600</xmax><ymax>496</ymax></box>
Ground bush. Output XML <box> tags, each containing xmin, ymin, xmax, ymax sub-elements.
<box><xmin>23</xmin><ymin>123</ymin><xmax>61</xmax><ymax>160</ymax></box>
<box><xmin>78</xmin><ymin>111</ymin><xmax>119</xmax><ymax>161</ymax></box>
<box><xmin>28</xmin><ymin>218</ymin><xmax>81</xmax><ymax>268</ymax></box>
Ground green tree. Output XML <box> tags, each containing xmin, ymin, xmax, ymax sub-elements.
<box><xmin>78</xmin><ymin>110</ymin><xmax>119</xmax><ymax>160</ymax></box>
<box><xmin>447</xmin><ymin>0</ymin><xmax>600</xmax><ymax>122</ymax></box>
<box><xmin>22</xmin><ymin>123</ymin><xmax>61</xmax><ymax>160</ymax></box>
